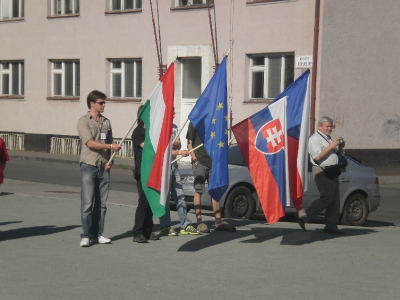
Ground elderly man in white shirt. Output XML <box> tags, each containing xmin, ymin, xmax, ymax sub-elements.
<box><xmin>296</xmin><ymin>116</ymin><xmax>346</xmax><ymax>235</ymax></box>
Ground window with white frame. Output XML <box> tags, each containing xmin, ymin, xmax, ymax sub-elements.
<box><xmin>0</xmin><ymin>61</ymin><xmax>24</xmax><ymax>96</ymax></box>
<box><xmin>110</xmin><ymin>0</ymin><xmax>142</xmax><ymax>11</ymax></box>
<box><xmin>110</xmin><ymin>59</ymin><xmax>142</xmax><ymax>98</ymax></box>
<box><xmin>51</xmin><ymin>0</ymin><xmax>79</xmax><ymax>16</ymax></box>
<box><xmin>0</xmin><ymin>0</ymin><xmax>24</xmax><ymax>20</ymax></box>
<box><xmin>249</xmin><ymin>53</ymin><xmax>294</xmax><ymax>100</ymax></box>
<box><xmin>51</xmin><ymin>60</ymin><xmax>80</xmax><ymax>97</ymax></box>
<box><xmin>174</xmin><ymin>0</ymin><xmax>209</xmax><ymax>8</ymax></box>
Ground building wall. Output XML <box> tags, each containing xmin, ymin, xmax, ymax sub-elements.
<box><xmin>318</xmin><ymin>0</ymin><xmax>400</xmax><ymax>150</ymax></box>
<box><xmin>0</xmin><ymin>0</ymin><xmax>315</xmax><ymax>141</ymax></box>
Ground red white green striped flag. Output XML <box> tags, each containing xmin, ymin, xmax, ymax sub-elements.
<box><xmin>139</xmin><ymin>63</ymin><xmax>174</xmax><ymax>218</ymax></box>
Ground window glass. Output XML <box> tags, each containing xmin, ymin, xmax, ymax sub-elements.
<box><xmin>2</xmin><ymin>74</ymin><xmax>9</xmax><ymax>94</ymax></box>
<box><xmin>75</xmin><ymin>62</ymin><xmax>80</xmax><ymax>96</ymax></box>
<box><xmin>268</xmin><ymin>56</ymin><xmax>282</xmax><ymax>99</ymax></box>
<box><xmin>11</xmin><ymin>63</ymin><xmax>19</xmax><ymax>95</ymax></box>
<box><xmin>0</xmin><ymin>61</ymin><xmax>24</xmax><ymax>96</ymax></box>
<box><xmin>112</xmin><ymin>74</ymin><xmax>122</xmax><ymax>97</ymax></box>
<box><xmin>249</xmin><ymin>53</ymin><xmax>294</xmax><ymax>100</ymax></box>
<box><xmin>51</xmin><ymin>60</ymin><xmax>79</xmax><ymax>97</ymax></box>
<box><xmin>182</xmin><ymin>58</ymin><xmax>201</xmax><ymax>99</ymax></box>
<box><xmin>112</xmin><ymin>0</ymin><xmax>121</xmax><ymax>10</ymax></box>
<box><xmin>228</xmin><ymin>145</ymin><xmax>246</xmax><ymax>166</ymax></box>
<box><xmin>252</xmin><ymin>56</ymin><xmax>264</xmax><ymax>66</ymax></box>
<box><xmin>54</xmin><ymin>74</ymin><xmax>62</xmax><ymax>95</ymax></box>
<box><xmin>124</xmin><ymin>0</ymin><xmax>133</xmax><ymax>9</ymax></box>
<box><xmin>125</xmin><ymin>61</ymin><xmax>134</xmax><ymax>97</ymax></box>
<box><xmin>136</xmin><ymin>60</ymin><xmax>142</xmax><ymax>97</ymax></box>
<box><xmin>284</xmin><ymin>55</ymin><xmax>294</xmax><ymax>89</ymax></box>
<box><xmin>65</xmin><ymin>62</ymin><xmax>73</xmax><ymax>96</ymax></box>
<box><xmin>12</xmin><ymin>0</ymin><xmax>19</xmax><ymax>18</ymax></box>
<box><xmin>2</xmin><ymin>0</ymin><xmax>10</xmax><ymax>19</ymax></box>
<box><xmin>251</xmin><ymin>72</ymin><xmax>264</xmax><ymax>99</ymax></box>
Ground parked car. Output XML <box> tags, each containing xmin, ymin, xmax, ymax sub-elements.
<box><xmin>175</xmin><ymin>144</ymin><xmax>381</xmax><ymax>226</ymax></box>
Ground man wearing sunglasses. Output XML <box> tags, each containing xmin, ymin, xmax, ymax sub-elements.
<box><xmin>77</xmin><ymin>90</ymin><xmax>122</xmax><ymax>247</ymax></box>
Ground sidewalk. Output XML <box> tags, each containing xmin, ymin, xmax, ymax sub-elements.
<box><xmin>8</xmin><ymin>149</ymin><xmax>135</xmax><ymax>170</ymax></box>
<box><xmin>8</xmin><ymin>150</ymin><xmax>400</xmax><ymax>185</ymax></box>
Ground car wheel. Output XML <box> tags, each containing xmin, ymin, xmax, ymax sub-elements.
<box><xmin>223</xmin><ymin>186</ymin><xmax>255</xmax><ymax>219</ymax></box>
<box><xmin>341</xmin><ymin>193</ymin><xmax>369</xmax><ymax>226</ymax></box>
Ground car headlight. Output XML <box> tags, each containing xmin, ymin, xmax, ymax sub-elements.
<box><xmin>181</xmin><ymin>176</ymin><xmax>195</xmax><ymax>184</ymax></box>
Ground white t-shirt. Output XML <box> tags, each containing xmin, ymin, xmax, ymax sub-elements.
<box><xmin>309</xmin><ymin>130</ymin><xmax>339</xmax><ymax>167</ymax></box>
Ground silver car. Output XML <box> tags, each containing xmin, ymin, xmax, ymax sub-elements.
<box><xmin>176</xmin><ymin>144</ymin><xmax>381</xmax><ymax>226</ymax></box>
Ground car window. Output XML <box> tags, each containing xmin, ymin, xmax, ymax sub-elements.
<box><xmin>228</xmin><ymin>145</ymin><xmax>247</xmax><ymax>166</ymax></box>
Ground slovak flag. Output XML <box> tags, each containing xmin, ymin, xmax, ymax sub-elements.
<box><xmin>232</xmin><ymin>97</ymin><xmax>288</xmax><ymax>224</ymax></box>
<box><xmin>272</xmin><ymin>70</ymin><xmax>310</xmax><ymax>211</ymax></box>
<box><xmin>232</xmin><ymin>70</ymin><xmax>310</xmax><ymax>223</ymax></box>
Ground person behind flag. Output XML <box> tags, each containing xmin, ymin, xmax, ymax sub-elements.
<box><xmin>159</xmin><ymin>112</ymin><xmax>201</xmax><ymax>236</ymax></box>
<box><xmin>131</xmin><ymin>105</ymin><xmax>161</xmax><ymax>243</ymax></box>
<box><xmin>77</xmin><ymin>90</ymin><xmax>122</xmax><ymax>247</ymax></box>
<box><xmin>0</xmin><ymin>138</ymin><xmax>10</xmax><ymax>186</ymax></box>
<box><xmin>186</xmin><ymin>122</ymin><xmax>236</xmax><ymax>233</ymax></box>
<box><xmin>297</xmin><ymin>116</ymin><xmax>346</xmax><ymax>235</ymax></box>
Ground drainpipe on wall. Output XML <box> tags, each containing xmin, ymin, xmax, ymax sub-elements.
<box><xmin>310</xmin><ymin>0</ymin><xmax>320</xmax><ymax>134</ymax></box>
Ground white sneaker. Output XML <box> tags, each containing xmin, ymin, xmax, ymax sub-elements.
<box><xmin>98</xmin><ymin>236</ymin><xmax>111</xmax><ymax>244</ymax></box>
<box><xmin>80</xmin><ymin>238</ymin><xmax>90</xmax><ymax>247</ymax></box>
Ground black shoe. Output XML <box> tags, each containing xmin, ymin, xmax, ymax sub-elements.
<box><xmin>323</xmin><ymin>228</ymin><xmax>346</xmax><ymax>235</ymax></box>
<box><xmin>149</xmin><ymin>232</ymin><xmax>160</xmax><ymax>240</ymax></box>
<box><xmin>133</xmin><ymin>234</ymin><xmax>148</xmax><ymax>243</ymax></box>
<box><xmin>295</xmin><ymin>214</ymin><xmax>306</xmax><ymax>231</ymax></box>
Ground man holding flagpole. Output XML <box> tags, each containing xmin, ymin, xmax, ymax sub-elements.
<box><xmin>187</xmin><ymin>123</ymin><xmax>236</xmax><ymax>233</ymax></box>
<box><xmin>186</xmin><ymin>55</ymin><xmax>235</xmax><ymax>233</ymax></box>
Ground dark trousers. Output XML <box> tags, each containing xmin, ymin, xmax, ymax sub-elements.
<box><xmin>305</xmin><ymin>166</ymin><xmax>340</xmax><ymax>230</ymax></box>
<box><xmin>132</xmin><ymin>175</ymin><xmax>153</xmax><ymax>239</ymax></box>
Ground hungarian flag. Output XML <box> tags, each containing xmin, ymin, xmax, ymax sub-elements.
<box><xmin>139</xmin><ymin>63</ymin><xmax>174</xmax><ymax>218</ymax></box>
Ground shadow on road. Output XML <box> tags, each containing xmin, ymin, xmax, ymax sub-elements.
<box><xmin>0</xmin><ymin>192</ymin><xmax>14</xmax><ymax>197</ymax></box>
<box><xmin>175</xmin><ymin>221</ymin><xmax>379</xmax><ymax>251</ymax></box>
<box><xmin>0</xmin><ymin>221</ymin><xmax>22</xmax><ymax>226</ymax></box>
<box><xmin>0</xmin><ymin>225</ymin><xmax>80</xmax><ymax>242</ymax></box>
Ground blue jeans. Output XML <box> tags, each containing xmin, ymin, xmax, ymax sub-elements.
<box><xmin>80</xmin><ymin>163</ymin><xmax>110</xmax><ymax>238</ymax></box>
<box><xmin>160</xmin><ymin>165</ymin><xmax>191</xmax><ymax>230</ymax></box>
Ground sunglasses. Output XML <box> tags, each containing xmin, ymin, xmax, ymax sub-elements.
<box><xmin>96</xmin><ymin>101</ymin><xmax>106</xmax><ymax>106</ymax></box>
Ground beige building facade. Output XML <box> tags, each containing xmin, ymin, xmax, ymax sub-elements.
<box><xmin>0</xmin><ymin>0</ymin><xmax>399</xmax><ymax>165</ymax></box>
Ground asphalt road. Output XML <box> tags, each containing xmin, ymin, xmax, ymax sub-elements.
<box><xmin>5</xmin><ymin>159</ymin><xmax>399</xmax><ymax>227</ymax></box>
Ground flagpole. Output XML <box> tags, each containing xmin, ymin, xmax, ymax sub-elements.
<box><xmin>107</xmin><ymin>118</ymin><xmax>138</xmax><ymax>165</ymax></box>
<box><xmin>106</xmin><ymin>73</ymin><xmax>164</xmax><ymax>165</ymax></box>
<box><xmin>170</xmin><ymin>134</ymin><xmax>236</xmax><ymax>164</ymax></box>
<box><xmin>173</xmin><ymin>117</ymin><xmax>189</xmax><ymax>144</ymax></box>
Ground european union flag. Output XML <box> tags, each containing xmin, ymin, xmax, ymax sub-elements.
<box><xmin>188</xmin><ymin>56</ymin><xmax>229</xmax><ymax>200</ymax></box>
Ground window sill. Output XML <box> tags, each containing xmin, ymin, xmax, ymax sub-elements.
<box><xmin>47</xmin><ymin>14</ymin><xmax>80</xmax><ymax>19</ymax></box>
<box><xmin>243</xmin><ymin>99</ymin><xmax>273</xmax><ymax>104</ymax></box>
<box><xmin>0</xmin><ymin>95</ymin><xmax>25</xmax><ymax>100</ymax></box>
<box><xmin>0</xmin><ymin>18</ymin><xmax>24</xmax><ymax>23</ymax></box>
<box><xmin>246</xmin><ymin>0</ymin><xmax>294</xmax><ymax>4</ymax></box>
<box><xmin>106</xmin><ymin>98</ymin><xmax>142</xmax><ymax>103</ymax></box>
<box><xmin>171</xmin><ymin>5</ymin><xmax>212</xmax><ymax>11</ymax></box>
<box><xmin>46</xmin><ymin>96</ymin><xmax>80</xmax><ymax>101</ymax></box>
<box><xmin>105</xmin><ymin>9</ymin><xmax>142</xmax><ymax>15</ymax></box>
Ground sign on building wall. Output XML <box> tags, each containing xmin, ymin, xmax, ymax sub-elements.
<box><xmin>295</xmin><ymin>55</ymin><xmax>313</xmax><ymax>68</ymax></box>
